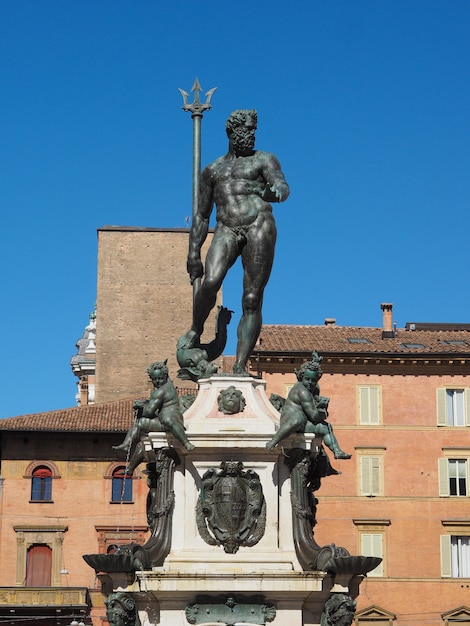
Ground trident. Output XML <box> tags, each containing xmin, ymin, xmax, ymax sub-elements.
<box><xmin>178</xmin><ymin>78</ymin><xmax>217</xmax><ymax>301</ymax></box>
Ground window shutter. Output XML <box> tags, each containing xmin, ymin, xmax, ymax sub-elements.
<box><xmin>465</xmin><ymin>389</ymin><xmax>470</xmax><ymax>426</ymax></box>
<box><xmin>361</xmin><ymin>533</ymin><xmax>383</xmax><ymax>576</ymax></box>
<box><xmin>440</xmin><ymin>534</ymin><xmax>452</xmax><ymax>577</ymax></box>
<box><xmin>359</xmin><ymin>387</ymin><xmax>370</xmax><ymax>424</ymax></box>
<box><xmin>438</xmin><ymin>458</ymin><xmax>450</xmax><ymax>497</ymax></box>
<box><xmin>371</xmin><ymin>456</ymin><xmax>381</xmax><ymax>496</ymax></box>
<box><xmin>437</xmin><ymin>388</ymin><xmax>447</xmax><ymax>426</ymax></box>
<box><xmin>360</xmin><ymin>456</ymin><xmax>371</xmax><ymax>495</ymax></box>
<box><xmin>359</xmin><ymin>387</ymin><xmax>380</xmax><ymax>425</ymax></box>
<box><xmin>370</xmin><ymin>387</ymin><xmax>380</xmax><ymax>425</ymax></box>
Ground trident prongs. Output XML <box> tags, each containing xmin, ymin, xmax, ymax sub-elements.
<box><xmin>179</xmin><ymin>77</ymin><xmax>217</xmax><ymax>302</ymax></box>
<box><xmin>178</xmin><ymin>78</ymin><xmax>217</xmax><ymax>117</ymax></box>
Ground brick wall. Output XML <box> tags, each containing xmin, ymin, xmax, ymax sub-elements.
<box><xmin>95</xmin><ymin>227</ymin><xmax>219</xmax><ymax>403</ymax></box>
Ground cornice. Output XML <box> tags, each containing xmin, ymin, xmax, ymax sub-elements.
<box><xmin>254</xmin><ymin>352</ymin><xmax>470</xmax><ymax>376</ymax></box>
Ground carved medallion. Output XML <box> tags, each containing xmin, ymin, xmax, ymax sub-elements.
<box><xmin>196</xmin><ymin>460</ymin><xmax>266</xmax><ymax>553</ymax></box>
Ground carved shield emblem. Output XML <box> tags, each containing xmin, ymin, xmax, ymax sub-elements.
<box><xmin>196</xmin><ymin>460</ymin><xmax>266</xmax><ymax>553</ymax></box>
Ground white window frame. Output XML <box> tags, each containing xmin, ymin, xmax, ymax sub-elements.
<box><xmin>354</xmin><ymin>519</ymin><xmax>389</xmax><ymax>578</ymax></box>
<box><xmin>359</xmin><ymin>454</ymin><xmax>383</xmax><ymax>496</ymax></box>
<box><xmin>358</xmin><ymin>385</ymin><xmax>382</xmax><ymax>425</ymax></box>
<box><xmin>441</xmin><ymin>534</ymin><xmax>470</xmax><ymax>578</ymax></box>
<box><xmin>360</xmin><ymin>532</ymin><xmax>384</xmax><ymax>577</ymax></box>
<box><xmin>437</xmin><ymin>388</ymin><xmax>470</xmax><ymax>426</ymax></box>
<box><xmin>439</xmin><ymin>456</ymin><xmax>470</xmax><ymax>497</ymax></box>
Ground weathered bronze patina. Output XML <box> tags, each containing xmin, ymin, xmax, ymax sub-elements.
<box><xmin>217</xmin><ymin>385</ymin><xmax>246</xmax><ymax>414</ymax></box>
<box><xmin>105</xmin><ymin>591</ymin><xmax>141</xmax><ymax>626</ymax></box>
<box><xmin>83</xmin><ymin>448</ymin><xmax>179</xmax><ymax>572</ymax></box>
<box><xmin>113</xmin><ymin>360</ymin><xmax>194</xmax><ymax>462</ymax></box>
<box><xmin>196</xmin><ymin>460</ymin><xmax>266</xmax><ymax>553</ymax></box>
<box><xmin>186</xmin><ymin>595</ymin><xmax>276</xmax><ymax>626</ymax></box>
<box><xmin>321</xmin><ymin>593</ymin><xmax>357</xmax><ymax>626</ymax></box>
<box><xmin>285</xmin><ymin>446</ymin><xmax>381</xmax><ymax>575</ymax></box>
<box><xmin>177</xmin><ymin>306</ymin><xmax>232</xmax><ymax>381</ymax></box>
<box><xmin>179</xmin><ymin>109</ymin><xmax>290</xmax><ymax>375</ymax></box>
<box><xmin>266</xmin><ymin>351</ymin><xmax>350</xmax><ymax>458</ymax></box>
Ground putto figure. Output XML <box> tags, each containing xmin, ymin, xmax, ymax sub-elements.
<box><xmin>266</xmin><ymin>352</ymin><xmax>351</xmax><ymax>459</ymax></box>
<box><xmin>113</xmin><ymin>360</ymin><xmax>195</xmax><ymax>457</ymax></box>
<box><xmin>180</xmin><ymin>109</ymin><xmax>290</xmax><ymax>375</ymax></box>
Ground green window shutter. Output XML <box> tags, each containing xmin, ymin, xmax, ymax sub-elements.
<box><xmin>437</xmin><ymin>388</ymin><xmax>447</xmax><ymax>426</ymax></box>
<box><xmin>465</xmin><ymin>389</ymin><xmax>470</xmax><ymax>426</ymax></box>
<box><xmin>440</xmin><ymin>534</ymin><xmax>452</xmax><ymax>577</ymax></box>
<box><xmin>438</xmin><ymin>458</ymin><xmax>450</xmax><ymax>497</ymax></box>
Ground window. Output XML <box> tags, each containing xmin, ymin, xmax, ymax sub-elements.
<box><xmin>358</xmin><ymin>386</ymin><xmax>381</xmax><ymax>425</ymax></box>
<box><xmin>25</xmin><ymin>544</ymin><xmax>52</xmax><ymax>586</ymax></box>
<box><xmin>400</xmin><ymin>342</ymin><xmax>426</xmax><ymax>349</ymax></box>
<box><xmin>31</xmin><ymin>466</ymin><xmax>52</xmax><ymax>501</ymax></box>
<box><xmin>353</xmin><ymin>519</ymin><xmax>389</xmax><ymax>578</ymax></box>
<box><xmin>360</xmin><ymin>533</ymin><xmax>384</xmax><ymax>577</ymax></box>
<box><xmin>442</xmin><ymin>607</ymin><xmax>470</xmax><ymax>626</ymax></box>
<box><xmin>14</xmin><ymin>525</ymin><xmax>67</xmax><ymax>586</ymax></box>
<box><xmin>359</xmin><ymin>454</ymin><xmax>383</xmax><ymax>496</ymax></box>
<box><xmin>441</xmin><ymin>535</ymin><xmax>470</xmax><ymax>577</ymax></box>
<box><xmin>112</xmin><ymin>466</ymin><xmax>132</xmax><ymax>502</ymax></box>
<box><xmin>439</xmin><ymin>458</ymin><xmax>469</xmax><ymax>497</ymax></box>
<box><xmin>95</xmin><ymin>526</ymin><xmax>148</xmax><ymax>554</ymax></box>
<box><xmin>285</xmin><ymin>384</ymin><xmax>294</xmax><ymax>396</ymax></box>
<box><xmin>348</xmin><ymin>338</ymin><xmax>371</xmax><ymax>344</ymax></box>
<box><xmin>449</xmin><ymin>460</ymin><xmax>467</xmax><ymax>496</ymax></box>
<box><xmin>437</xmin><ymin>388</ymin><xmax>470</xmax><ymax>426</ymax></box>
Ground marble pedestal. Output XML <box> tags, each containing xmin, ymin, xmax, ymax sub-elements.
<box><xmin>100</xmin><ymin>376</ymin><xmax>363</xmax><ymax>626</ymax></box>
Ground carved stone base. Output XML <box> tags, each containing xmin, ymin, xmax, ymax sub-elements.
<box><xmin>91</xmin><ymin>375</ymin><xmax>370</xmax><ymax>626</ymax></box>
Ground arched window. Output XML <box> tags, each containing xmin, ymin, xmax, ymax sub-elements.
<box><xmin>25</xmin><ymin>544</ymin><xmax>52</xmax><ymax>586</ymax></box>
<box><xmin>31</xmin><ymin>466</ymin><xmax>52</xmax><ymax>501</ymax></box>
<box><xmin>111</xmin><ymin>467</ymin><xmax>132</xmax><ymax>502</ymax></box>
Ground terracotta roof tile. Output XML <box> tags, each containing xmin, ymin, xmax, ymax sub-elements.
<box><xmin>0</xmin><ymin>399</ymin><xmax>135</xmax><ymax>432</ymax></box>
<box><xmin>256</xmin><ymin>325</ymin><xmax>470</xmax><ymax>355</ymax></box>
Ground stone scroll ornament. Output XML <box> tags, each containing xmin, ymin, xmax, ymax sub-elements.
<box><xmin>196</xmin><ymin>460</ymin><xmax>266</xmax><ymax>553</ymax></box>
<box><xmin>105</xmin><ymin>592</ymin><xmax>141</xmax><ymax>626</ymax></box>
<box><xmin>186</xmin><ymin>595</ymin><xmax>276</xmax><ymax>626</ymax></box>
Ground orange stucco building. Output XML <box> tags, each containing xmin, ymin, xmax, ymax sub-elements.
<box><xmin>252</xmin><ymin>309</ymin><xmax>470</xmax><ymax>626</ymax></box>
<box><xmin>1</xmin><ymin>227</ymin><xmax>469</xmax><ymax>626</ymax></box>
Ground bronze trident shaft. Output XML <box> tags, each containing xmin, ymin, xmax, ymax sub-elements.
<box><xmin>178</xmin><ymin>78</ymin><xmax>217</xmax><ymax>301</ymax></box>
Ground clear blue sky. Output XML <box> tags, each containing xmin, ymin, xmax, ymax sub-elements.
<box><xmin>1</xmin><ymin>1</ymin><xmax>469</xmax><ymax>418</ymax></box>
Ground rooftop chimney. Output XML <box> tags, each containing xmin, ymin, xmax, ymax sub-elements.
<box><xmin>381</xmin><ymin>303</ymin><xmax>394</xmax><ymax>338</ymax></box>
<box><xmin>324</xmin><ymin>318</ymin><xmax>336</xmax><ymax>326</ymax></box>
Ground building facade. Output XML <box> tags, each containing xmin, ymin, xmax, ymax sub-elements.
<box><xmin>249</xmin><ymin>305</ymin><xmax>470</xmax><ymax>626</ymax></box>
<box><xmin>2</xmin><ymin>222</ymin><xmax>469</xmax><ymax>625</ymax></box>
<box><xmin>0</xmin><ymin>400</ymin><xmax>140</xmax><ymax>624</ymax></box>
